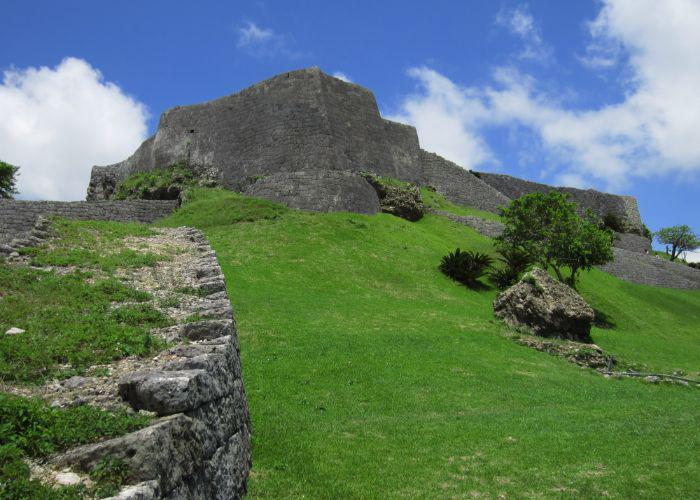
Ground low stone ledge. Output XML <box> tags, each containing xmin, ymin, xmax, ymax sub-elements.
<box><xmin>0</xmin><ymin>200</ymin><xmax>178</xmax><ymax>244</ymax></box>
<box><xmin>430</xmin><ymin>209</ymin><xmax>505</xmax><ymax>238</ymax></box>
<box><xmin>119</xmin><ymin>368</ymin><xmax>232</xmax><ymax>416</ymax></box>
<box><xmin>49</xmin><ymin>227</ymin><xmax>251</xmax><ymax>498</ymax></box>
<box><xmin>181</xmin><ymin>319</ymin><xmax>234</xmax><ymax>341</ymax></box>
<box><xmin>54</xmin><ymin>414</ymin><xmax>206</xmax><ymax>495</ymax></box>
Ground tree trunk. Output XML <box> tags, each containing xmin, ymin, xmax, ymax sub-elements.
<box><xmin>552</xmin><ymin>265</ymin><xmax>564</xmax><ymax>283</ymax></box>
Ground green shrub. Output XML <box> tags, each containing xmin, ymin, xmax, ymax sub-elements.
<box><xmin>0</xmin><ymin>160</ymin><xmax>19</xmax><ymax>199</ymax></box>
<box><xmin>498</xmin><ymin>193</ymin><xmax>614</xmax><ymax>287</ymax></box>
<box><xmin>439</xmin><ymin>248</ymin><xmax>493</xmax><ymax>287</ymax></box>
<box><xmin>114</xmin><ymin>163</ymin><xmax>196</xmax><ymax>200</ymax></box>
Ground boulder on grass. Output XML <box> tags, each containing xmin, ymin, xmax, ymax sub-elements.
<box><xmin>493</xmin><ymin>268</ymin><xmax>594</xmax><ymax>342</ymax></box>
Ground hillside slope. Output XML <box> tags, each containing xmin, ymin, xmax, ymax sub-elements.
<box><xmin>160</xmin><ymin>189</ymin><xmax>700</xmax><ymax>498</ymax></box>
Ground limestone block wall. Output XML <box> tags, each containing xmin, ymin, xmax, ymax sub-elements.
<box><xmin>429</xmin><ymin>209</ymin><xmax>505</xmax><ymax>238</ymax></box>
<box><xmin>0</xmin><ymin>200</ymin><xmax>178</xmax><ymax>243</ymax></box>
<box><xmin>244</xmin><ymin>170</ymin><xmax>381</xmax><ymax>214</ymax></box>
<box><xmin>600</xmin><ymin>248</ymin><xmax>700</xmax><ymax>289</ymax></box>
<box><xmin>613</xmin><ymin>232</ymin><xmax>652</xmax><ymax>254</ymax></box>
<box><xmin>90</xmin><ymin>67</ymin><xmax>427</xmax><ymax>194</ymax></box>
<box><xmin>53</xmin><ymin>230</ymin><xmax>252</xmax><ymax>498</ymax></box>
<box><xmin>420</xmin><ymin>151</ymin><xmax>511</xmax><ymax>213</ymax></box>
<box><xmin>474</xmin><ymin>172</ymin><xmax>644</xmax><ymax>232</ymax></box>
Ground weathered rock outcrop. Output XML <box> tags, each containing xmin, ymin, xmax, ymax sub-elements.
<box><xmin>360</xmin><ymin>173</ymin><xmax>425</xmax><ymax>221</ymax></box>
<box><xmin>493</xmin><ymin>268</ymin><xmax>595</xmax><ymax>342</ymax></box>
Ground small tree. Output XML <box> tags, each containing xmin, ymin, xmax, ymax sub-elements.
<box><xmin>655</xmin><ymin>225</ymin><xmax>699</xmax><ymax>261</ymax></box>
<box><xmin>0</xmin><ymin>161</ymin><xmax>19</xmax><ymax>199</ymax></box>
<box><xmin>496</xmin><ymin>192</ymin><xmax>614</xmax><ymax>288</ymax></box>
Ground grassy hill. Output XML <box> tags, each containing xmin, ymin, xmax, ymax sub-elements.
<box><xmin>158</xmin><ymin>188</ymin><xmax>700</xmax><ymax>498</ymax></box>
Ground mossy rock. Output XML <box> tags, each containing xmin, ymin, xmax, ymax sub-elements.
<box><xmin>359</xmin><ymin>171</ymin><xmax>425</xmax><ymax>221</ymax></box>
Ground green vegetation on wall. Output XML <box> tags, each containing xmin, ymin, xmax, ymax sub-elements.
<box><xmin>114</xmin><ymin>164</ymin><xmax>197</xmax><ymax>201</ymax></box>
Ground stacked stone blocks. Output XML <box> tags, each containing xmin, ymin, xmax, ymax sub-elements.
<box><xmin>52</xmin><ymin>229</ymin><xmax>251</xmax><ymax>499</ymax></box>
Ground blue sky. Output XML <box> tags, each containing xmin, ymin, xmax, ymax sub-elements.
<box><xmin>0</xmin><ymin>0</ymin><xmax>698</xmax><ymax>253</ymax></box>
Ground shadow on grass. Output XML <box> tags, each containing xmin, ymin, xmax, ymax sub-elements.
<box><xmin>593</xmin><ymin>308</ymin><xmax>616</xmax><ymax>329</ymax></box>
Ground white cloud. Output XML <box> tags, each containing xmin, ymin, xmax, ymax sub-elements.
<box><xmin>332</xmin><ymin>72</ymin><xmax>352</xmax><ymax>83</ymax></box>
<box><xmin>0</xmin><ymin>57</ymin><xmax>148</xmax><ymax>200</ymax></box>
<box><xmin>387</xmin><ymin>67</ymin><xmax>496</xmax><ymax>170</ymax></box>
<box><xmin>391</xmin><ymin>0</ymin><xmax>700</xmax><ymax>190</ymax></box>
<box><xmin>683</xmin><ymin>250</ymin><xmax>700</xmax><ymax>263</ymax></box>
<box><xmin>236</xmin><ymin>21</ymin><xmax>305</xmax><ymax>59</ymax></box>
<box><xmin>495</xmin><ymin>4</ymin><xmax>553</xmax><ymax>63</ymax></box>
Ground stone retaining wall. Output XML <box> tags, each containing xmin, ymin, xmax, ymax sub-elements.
<box><xmin>51</xmin><ymin>229</ymin><xmax>252</xmax><ymax>498</ymax></box>
<box><xmin>0</xmin><ymin>200</ymin><xmax>178</xmax><ymax>243</ymax></box>
<box><xmin>244</xmin><ymin>170</ymin><xmax>380</xmax><ymax>214</ymax></box>
<box><xmin>473</xmin><ymin>172</ymin><xmax>644</xmax><ymax>233</ymax></box>
<box><xmin>600</xmin><ymin>248</ymin><xmax>700</xmax><ymax>289</ymax></box>
<box><xmin>430</xmin><ymin>210</ymin><xmax>505</xmax><ymax>238</ymax></box>
<box><xmin>421</xmin><ymin>152</ymin><xmax>511</xmax><ymax>214</ymax></box>
<box><xmin>613</xmin><ymin>232</ymin><xmax>651</xmax><ymax>254</ymax></box>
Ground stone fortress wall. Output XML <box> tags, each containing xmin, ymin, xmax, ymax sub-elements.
<box><xmin>245</xmin><ymin>170</ymin><xmax>381</xmax><ymax>214</ymax></box>
<box><xmin>87</xmin><ymin>67</ymin><xmax>645</xmax><ymax>240</ymax></box>
<box><xmin>0</xmin><ymin>199</ymin><xmax>178</xmax><ymax>244</ymax></box>
<box><xmin>473</xmin><ymin>172</ymin><xmax>644</xmax><ymax>233</ymax></box>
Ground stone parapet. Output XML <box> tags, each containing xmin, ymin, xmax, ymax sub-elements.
<box><xmin>0</xmin><ymin>200</ymin><xmax>178</xmax><ymax>243</ymax></box>
<box><xmin>51</xmin><ymin>229</ymin><xmax>251</xmax><ymax>498</ymax></box>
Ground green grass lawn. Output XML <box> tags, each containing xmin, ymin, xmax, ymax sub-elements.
<box><xmin>0</xmin><ymin>219</ymin><xmax>173</xmax><ymax>384</ymax></box>
<box><xmin>159</xmin><ymin>189</ymin><xmax>700</xmax><ymax>498</ymax></box>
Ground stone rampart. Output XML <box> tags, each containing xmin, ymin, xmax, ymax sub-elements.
<box><xmin>420</xmin><ymin>152</ymin><xmax>510</xmax><ymax>213</ymax></box>
<box><xmin>86</xmin><ymin>67</ymin><xmax>646</xmax><ymax>232</ymax></box>
<box><xmin>244</xmin><ymin>170</ymin><xmax>380</xmax><ymax>214</ymax></box>
<box><xmin>52</xmin><ymin>230</ymin><xmax>252</xmax><ymax>498</ymax></box>
<box><xmin>473</xmin><ymin>172</ymin><xmax>643</xmax><ymax>232</ymax></box>
<box><xmin>430</xmin><ymin>209</ymin><xmax>505</xmax><ymax>238</ymax></box>
<box><xmin>600</xmin><ymin>248</ymin><xmax>700</xmax><ymax>289</ymax></box>
<box><xmin>613</xmin><ymin>232</ymin><xmax>652</xmax><ymax>254</ymax></box>
<box><xmin>90</xmin><ymin>67</ymin><xmax>426</xmax><ymax>193</ymax></box>
<box><xmin>0</xmin><ymin>200</ymin><xmax>178</xmax><ymax>243</ymax></box>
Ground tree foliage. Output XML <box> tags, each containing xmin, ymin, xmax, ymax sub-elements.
<box><xmin>496</xmin><ymin>191</ymin><xmax>614</xmax><ymax>287</ymax></box>
<box><xmin>0</xmin><ymin>161</ymin><xmax>19</xmax><ymax>199</ymax></box>
<box><xmin>655</xmin><ymin>225</ymin><xmax>699</xmax><ymax>261</ymax></box>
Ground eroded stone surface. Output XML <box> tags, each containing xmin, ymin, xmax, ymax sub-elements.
<box><xmin>493</xmin><ymin>268</ymin><xmax>595</xmax><ymax>342</ymax></box>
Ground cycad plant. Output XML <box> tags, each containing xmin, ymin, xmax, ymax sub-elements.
<box><xmin>489</xmin><ymin>246</ymin><xmax>531</xmax><ymax>289</ymax></box>
<box><xmin>439</xmin><ymin>248</ymin><xmax>493</xmax><ymax>288</ymax></box>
